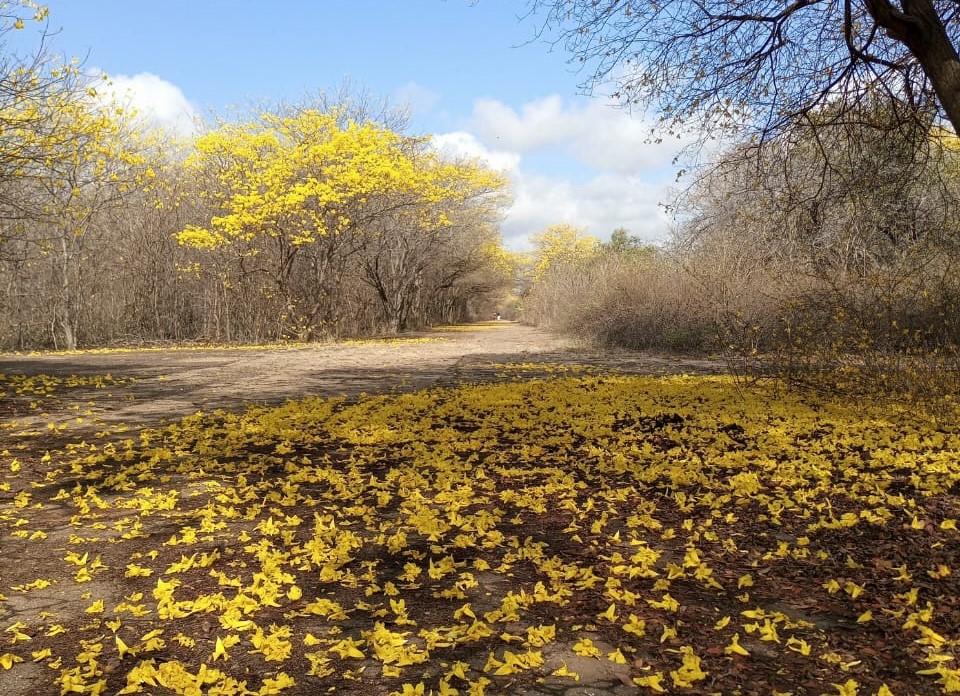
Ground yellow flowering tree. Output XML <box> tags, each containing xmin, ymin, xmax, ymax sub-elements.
<box><xmin>179</xmin><ymin>110</ymin><xmax>449</xmax><ymax>249</ymax></box>
<box><xmin>179</xmin><ymin>109</ymin><xmax>510</xmax><ymax>338</ymax></box>
<box><xmin>15</xmin><ymin>82</ymin><xmax>153</xmax><ymax>349</ymax></box>
<box><xmin>353</xmin><ymin>156</ymin><xmax>509</xmax><ymax>332</ymax></box>
<box><xmin>521</xmin><ymin>223</ymin><xmax>601</xmax><ymax>327</ymax></box>
<box><xmin>528</xmin><ymin>223</ymin><xmax>599</xmax><ymax>283</ymax></box>
<box><xmin>0</xmin><ymin>3</ymin><xmax>83</xmax><ymax>216</ymax></box>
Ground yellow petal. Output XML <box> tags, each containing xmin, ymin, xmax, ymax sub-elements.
<box><xmin>0</xmin><ymin>653</ymin><xmax>23</xmax><ymax>669</ymax></box>
<box><xmin>724</xmin><ymin>633</ymin><xmax>750</xmax><ymax>656</ymax></box>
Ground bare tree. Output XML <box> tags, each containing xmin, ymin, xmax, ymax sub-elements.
<box><xmin>0</xmin><ymin>4</ymin><xmax>87</xmax><ymax>223</ymax></box>
<box><xmin>525</xmin><ymin>0</ymin><xmax>960</xmax><ymax>138</ymax></box>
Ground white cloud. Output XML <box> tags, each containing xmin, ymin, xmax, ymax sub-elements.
<box><xmin>471</xmin><ymin>96</ymin><xmax>577</xmax><ymax>152</ymax></box>
<box><xmin>501</xmin><ymin>172</ymin><xmax>675</xmax><ymax>250</ymax></box>
<box><xmin>431</xmin><ymin>131</ymin><xmax>521</xmax><ymax>173</ymax></box>
<box><xmin>394</xmin><ymin>81</ymin><xmax>441</xmax><ymax>119</ymax></box>
<box><xmin>103</xmin><ymin>72</ymin><xmax>198</xmax><ymax>136</ymax></box>
<box><xmin>469</xmin><ymin>95</ymin><xmax>693</xmax><ymax>174</ymax></box>
<box><xmin>432</xmin><ymin>95</ymin><xmax>690</xmax><ymax>250</ymax></box>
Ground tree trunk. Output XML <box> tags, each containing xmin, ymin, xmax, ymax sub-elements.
<box><xmin>61</xmin><ymin>317</ymin><xmax>77</xmax><ymax>351</ymax></box>
<box><xmin>865</xmin><ymin>0</ymin><xmax>960</xmax><ymax>133</ymax></box>
<box><xmin>908</xmin><ymin>1</ymin><xmax>960</xmax><ymax>133</ymax></box>
<box><xmin>59</xmin><ymin>236</ymin><xmax>79</xmax><ymax>350</ymax></box>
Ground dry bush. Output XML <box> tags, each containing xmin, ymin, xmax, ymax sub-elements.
<box><xmin>568</xmin><ymin>254</ymin><xmax>714</xmax><ymax>353</ymax></box>
<box><xmin>758</xmin><ymin>258</ymin><xmax>960</xmax><ymax>400</ymax></box>
<box><xmin>525</xmin><ymin>251</ymin><xmax>724</xmax><ymax>354</ymax></box>
<box><xmin>524</xmin><ymin>228</ymin><xmax>960</xmax><ymax>411</ymax></box>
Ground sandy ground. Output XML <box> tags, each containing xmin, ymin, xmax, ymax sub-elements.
<box><xmin>0</xmin><ymin>323</ymin><xmax>725</xmax><ymax>429</ymax></box>
<box><xmin>0</xmin><ymin>323</ymin><xmax>727</xmax><ymax>696</ymax></box>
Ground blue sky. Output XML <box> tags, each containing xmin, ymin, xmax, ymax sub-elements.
<box><xmin>29</xmin><ymin>1</ymin><xmax>692</xmax><ymax>249</ymax></box>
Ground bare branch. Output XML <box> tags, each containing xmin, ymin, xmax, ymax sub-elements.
<box><xmin>525</xmin><ymin>0</ymin><xmax>960</xmax><ymax>140</ymax></box>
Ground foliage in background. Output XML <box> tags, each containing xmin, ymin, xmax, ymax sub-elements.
<box><xmin>0</xmin><ymin>20</ymin><xmax>516</xmax><ymax>349</ymax></box>
<box><xmin>519</xmin><ymin>0</ymin><xmax>960</xmax><ymax>404</ymax></box>
<box><xmin>522</xmin><ymin>105</ymin><xmax>960</xmax><ymax>400</ymax></box>
<box><xmin>177</xmin><ymin>109</ymin><xmax>511</xmax><ymax>339</ymax></box>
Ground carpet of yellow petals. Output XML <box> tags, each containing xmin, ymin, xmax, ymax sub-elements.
<box><xmin>1</xmin><ymin>371</ymin><xmax>960</xmax><ymax>695</ymax></box>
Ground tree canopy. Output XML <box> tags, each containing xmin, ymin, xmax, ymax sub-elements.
<box><xmin>527</xmin><ymin>0</ymin><xmax>960</xmax><ymax>139</ymax></box>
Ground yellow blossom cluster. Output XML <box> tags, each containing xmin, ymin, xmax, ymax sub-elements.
<box><xmin>177</xmin><ymin>110</ymin><xmax>506</xmax><ymax>253</ymax></box>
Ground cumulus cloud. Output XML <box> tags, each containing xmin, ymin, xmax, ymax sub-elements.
<box><xmin>431</xmin><ymin>131</ymin><xmax>521</xmax><ymax>174</ymax></box>
<box><xmin>103</xmin><ymin>72</ymin><xmax>198</xmax><ymax>136</ymax></box>
<box><xmin>431</xmin><ymin>95</ymin><xmax>690</xmax><ymax>250</ymax></box>
<box><xmin>470</xmin><ymin>95</ymin><xmax>693</xmax><ymax>174</ymax></box>
<box><xmin>471</xmin><ymin>96</ymin><xmax>578</xmax><ymax>152</ymax></box>
<box><xmin>394</xmin><ymin>81</ymin><xmax>441</xmax><ymax>119</ymax></box>
<box><xmin>501</xmin><ymin>172</ymin><xmax>675</xmax><ymax>250</ymax></box>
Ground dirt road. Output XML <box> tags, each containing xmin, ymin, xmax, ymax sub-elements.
<box><xmin>0</xmin><ymin>322</ymin><xmax>723</xmax><ymax>429</ymax></box>
<box><xmin>0</xmin><ymin>323</ymin><xmax>726</xmax><ymax>696</ymax></box>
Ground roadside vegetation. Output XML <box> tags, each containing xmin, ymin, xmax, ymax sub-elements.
<box><xmin>522</xmin><ymin>114</ymin><xmax>960</xmax><ymax>404</ymax></box>
<box><xmin>0</xmin><ymin>6</ymin><xmax>514</xmax><ymax>352</ymax></box>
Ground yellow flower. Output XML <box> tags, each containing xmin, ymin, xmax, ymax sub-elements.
<box><xmin>438</xmin><ymin>678</ymin><xmax>459</xmax><ymax>696</ymax></box>
<box><xmin>647</xmin><ymin>593</ymin><xmax>680</xmax><ymax>611</ymax></box>
<box><xmin>551</xmin><ymin>662</ymin><xmax>579</xmax><ymax>681</ymax></box>
<box><xmin>328</xmin><ymin>637</ymin><xmax>365</xmax><ymax>659</ymax></box>
<box><xmin>670</xmin><ymin>646</ymin><xmax>708</xmax><ymax>687</ymax></box>
<box><xmin>831</xmin><ymin>679</ymin><xmax>860</xmax><ymax>696</ymax></box>
<box><xmin>447</xmin><ymin>661</ymin><xmax>470</xmax><ymax>680</ymax></box>
<box><xmin>391</xmin><ymin>684</ymin><xmax>425</xmax><ymax>696</ymax></box>
<box><xmin>607</xmin><ymin>648</ymin><xmax>627</xmax><ymax>664</ymax></box>
<box><xmin>115</xmin><ymin>635</ymin><xmax>139</xmax><ymax>659</ymax></box>
<box><xmin>212</xmin><ymin>636</ymin><xmax>229</xmax><ymax>661</ymax></box>
<box><xmin>633</xmin><ymin>672</ymin><xmax>666</xmax><ymax>692</ymax></box>
<box><xmin>623</xmin><ymin>614</ymin><xmax>646</xmax><ymax>637</ymax></box>
<box><xmin>0</xmin><ymin>653</ymin><xmax>24</xmax><ymax>670</ymax></box>
<box><xmin>724</xmin><ymin>633</ymin><xmax>750</xmax><ymax>656</ymax></box>
<box><xmin>250</xmin><ymin>625</ymin><xmax>293</xmax><ymax>662</ymax></box>
<box><xmin>596</xmin><ymin>603</ymin><xmax>618</xmax><ymax>622</ymax></box>
<box><xmin>572</xmin><ymin>637</ymin><xmax>602</xmax><ymax>658</ymax></box>
<box><xmin>525</xmin><ymin>624</ymin><xmax>555</xmax><ymax>647</ymax></box>
<box><xmin>259</xmin><ymin>672</ymin><xmax>296</xmax><ymax>694</ymax></box>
